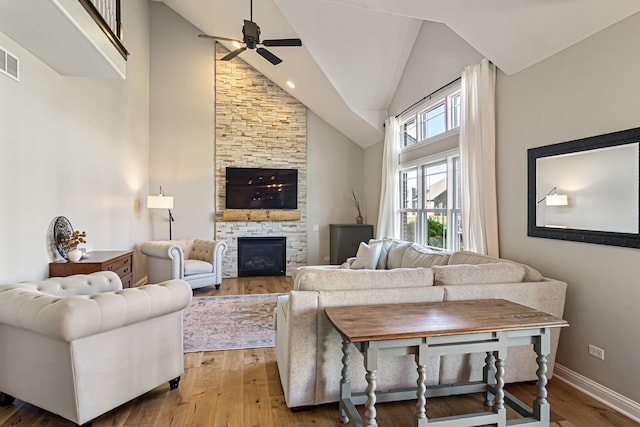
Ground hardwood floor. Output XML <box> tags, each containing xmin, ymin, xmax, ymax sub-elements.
<box><xmin>0</xmin><ymin>276</ymin><xmax>637</xmax><ymax>426</ymax></box>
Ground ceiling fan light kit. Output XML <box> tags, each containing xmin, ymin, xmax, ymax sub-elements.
<box><xmin>197</xmin><ymin>0</ymin><xmax>302</xmax><ymax>65</ymax></box>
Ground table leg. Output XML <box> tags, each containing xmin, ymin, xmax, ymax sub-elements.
<box><xmin>494</xmin><ymin>348</ymin><xmax>507</xmax><ymax>427</ymax></box>
<box><xmin>534</xmin><ymin>328</ymin><xmax>551</xmax><ymax>424</ymax></box>
<box><xmin>483</xmin><ymin>351</ymin><xmax>496</xmax><ymax>406</ymax></box>
<box><xmin>363</xmin><ymin>344</ymin><xmax>379</xmax><ymax>427</ymax></box>
<box><xmin>364</xmin><ymin>369</ymin><xmax>377</xmax><ymax>426</ymax></box>
<box><xmin>415</xmin><ymin>358</ymin><xmax>427</xmax><ymax>422</ymax></box>
<box><xmin>340</xmin><ymin>336</ymin><xmax>351</xmax><ymax>424</ymax></box>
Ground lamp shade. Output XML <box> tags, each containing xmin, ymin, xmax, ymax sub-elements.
<box><xmin>546</xmin><ymin>194</ymin><xmax>568</xmax><ymax>206</ymax></box>
<box><xmin>147</xmin><ymin>195</ymin><xmax>174</xmax><ymax>209</ymax></box>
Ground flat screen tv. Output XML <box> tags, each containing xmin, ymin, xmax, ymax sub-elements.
<box><xmin>225</xmin><ymin>167</ymin><xmax>298</xmax><ymax>210</ymax></box>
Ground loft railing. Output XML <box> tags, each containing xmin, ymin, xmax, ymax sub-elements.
<box><xmin>78</xmin><ymin>0</ymin><xmax>128</xmax><ymax>59</ymax></box>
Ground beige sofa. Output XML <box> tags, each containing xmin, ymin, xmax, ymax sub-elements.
<box><xmin>0</xmin><ymin>271</ymin><xmax>192</xmax><ymax>425</ymax></box>
<box><xmin>274</xmin><ymin>240</ymin><xmax>567</xmax><ymax>408</ymax></box>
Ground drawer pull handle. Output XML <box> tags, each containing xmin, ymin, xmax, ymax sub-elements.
<box><xmin>123</xmin><ymin>268</ymin><xmax>129</xmax><ymax>274</ymax></box>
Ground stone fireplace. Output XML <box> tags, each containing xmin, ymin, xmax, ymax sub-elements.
<box><xmin>214</xmin><ymin>44</ymin><xmax>307</xmax><ymax>277</ymax></box>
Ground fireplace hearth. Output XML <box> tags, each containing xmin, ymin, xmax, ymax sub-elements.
<box><xmin>237</xmin><ymin>237</ymin><xmax>286</xmax><ymax>277</ymax></box>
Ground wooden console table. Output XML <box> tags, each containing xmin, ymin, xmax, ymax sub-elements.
<box><xmin>325</xmin><ymin>299</ymin><xmax>569</xmax><ymax>427</ymax></box>
<box><xmin>49</xmin><ymin>250</ymin><xmax>134</xmax><ymax>288</ymax></box>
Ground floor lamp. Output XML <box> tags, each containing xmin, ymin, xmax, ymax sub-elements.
<box><xmin>147</xmin><ymin>186</ymin><xmax>175</xmax><ymax>240</ymax></box>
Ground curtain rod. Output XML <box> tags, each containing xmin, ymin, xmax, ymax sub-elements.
<box><xmin>394</xmin><ymin>76</ymin><xmax>461</xmax><ymax>119</ymax></box>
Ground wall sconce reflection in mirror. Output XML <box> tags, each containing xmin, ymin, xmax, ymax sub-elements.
<box><xmin>528</xmin><ymin>126</ymin><xmax>640</xmax><ymax>248</ymax></box>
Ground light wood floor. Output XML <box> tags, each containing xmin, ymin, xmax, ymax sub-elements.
<box><xmin>0</xmin><ymin>277</ymin><xmax>637</xmax><ymax>426</ymax></box>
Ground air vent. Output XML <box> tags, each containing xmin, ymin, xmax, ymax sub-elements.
<box><xmin>0</xmin><ymin>46</ymin><xmax>19</xmax><ymax>81</ymax></box>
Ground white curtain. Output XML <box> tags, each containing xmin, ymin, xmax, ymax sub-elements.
<box><xmin>460</xmin><ymin>58</ymin><xmax>499</xmax><ymax>256</ymax></box>
<box><xmin>376</xmin><ymin>116</ymin><xmax>400</xmax><ymax>239</ymax></box>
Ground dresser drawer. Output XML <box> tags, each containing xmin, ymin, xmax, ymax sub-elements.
<box><xmin>105</xmin><ymin>255</ymin><xmax>132</xmax><ymax>280</ymax></box>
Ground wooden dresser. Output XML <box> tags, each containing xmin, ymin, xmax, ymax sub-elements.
<box><xmin>49</xmin><ymin>250</ymin><xmax>134</xmax><ymax>288</ymax></box>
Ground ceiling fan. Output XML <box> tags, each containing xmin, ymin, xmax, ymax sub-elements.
<box><xmin>198</xmin><ymin>0</ymin><xmax>302</xmax><ymax>65</ymax></box>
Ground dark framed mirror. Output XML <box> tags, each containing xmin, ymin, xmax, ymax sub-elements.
<box><xmin>528</xmin><ymin>127</ymin><xmax>640</xmax><ymax>248</ymax></box>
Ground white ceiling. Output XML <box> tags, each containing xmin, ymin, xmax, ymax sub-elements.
<box><xmin>156</xmin><ymin>0</ymin><xmax>640</xmax><ymax>148</ymax></box>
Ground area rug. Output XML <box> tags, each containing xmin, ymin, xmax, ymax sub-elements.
<box><xmin>183</xmin><ymin>293</ymin><xmax>284</xmax><ymax>353</ymax></box>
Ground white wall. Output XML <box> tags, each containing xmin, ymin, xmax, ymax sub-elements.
<box><xmin>497</xmin><ymin>12</ymin><xmax>640</xmax><ymax>402</ymax></box>
<box><xmin>307</xmin><ymin>110</ymin><xmax>365</xmax><ymax>264</ymax></box>
<box><xmin>149</xmin><ymin>2</ymin><xmax>216</xmax><ymax>241</ymax></box>
<box><xmin>0</xmin><ymin>0</ymin><xmax>150</xmax><ymax>283</ymax></box>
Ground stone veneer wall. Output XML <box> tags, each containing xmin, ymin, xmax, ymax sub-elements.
<box><xmin>214</xmin><ymin>44</ymin><xmax>307</xmax><ymax>277</ymax></box>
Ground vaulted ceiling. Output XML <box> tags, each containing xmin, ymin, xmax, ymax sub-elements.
<box><xmin>155</xmin><ymin>0</ymin><xmax>640</xmax><ymax>148</ymax></box>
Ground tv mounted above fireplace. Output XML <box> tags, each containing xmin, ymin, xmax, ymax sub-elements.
<box><xmin>225</xmin><ymin>167</ymin><xmax>298</xmax><ymax>210</ymax></box>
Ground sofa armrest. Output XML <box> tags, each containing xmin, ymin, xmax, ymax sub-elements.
<box><xmin>0</xmin><ymin>279</ymin><xmax>192</xmax><ymax>342</ymax></box>
<box><xmin>141</xmin><ymin>241</ymin><xmax>184</xmax><ymax>282</ymax></box>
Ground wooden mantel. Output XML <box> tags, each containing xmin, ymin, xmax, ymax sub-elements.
<box><xmin>221</xmin><ymin>210</ymin><xmax>301</xmax><ymax>222</ymax></box>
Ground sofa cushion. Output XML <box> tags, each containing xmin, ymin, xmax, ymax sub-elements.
<box><xmin>295</xmin><ymin>268</ymin><xmax>435</xmax><ymax>291</ymax></box>
<box><xmin>448</xmin><ymin>251</ymin><xmax>543</xmax><ymax>282</ymax></box>
<box><xmin>184</xmin><ymin>259</ymin><xmax>213</xmax><ymax>275</ymax></box>
<box><xmin>432</xmin><ymin>263</ymin><xmax>527</xmax><ymax>286</ymax></box>
<box><xmin>400</xmin><ymin>244</ymin><xmax>450</xmax><ymax>268</ymax></box>
<box><xmin>350</xmin><ymin>242</ymin><xmax>382</xmax><ymax>270</ymax></box>
<box><xmin>386</xmin><ymin>242</ymin><xmax>412</xmax><ymax>269</ymax></box>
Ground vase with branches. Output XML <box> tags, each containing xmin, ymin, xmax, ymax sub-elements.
<box><xmin>349</xmin><ymin>187</ymin><xmax>364</xmax><ymax>224</ymax></box>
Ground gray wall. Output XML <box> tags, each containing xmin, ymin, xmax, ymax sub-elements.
<box><xmin>307</xmin><ymin>110</ymin><xmax>365</xmax><ymax>264</ymax></box>
<box><xmin>149</xmin><ymin>2</ymin><xmax>216</xmax><ymax>240</ymax></box>
<box><xmin>0</xmin><ymin>1</ymin><xmax>151</xmax><ymax>283</ymax></box>
<box><xmin>149</xmin><ymin>4</ymin><xmax>365</xmax><ymax>265</ymax></box>
<box><xmin>497</xmin><ymin>12</ymin><xmax>640</xmax><ymax>402</ymax></box>
<box><xmin>365</xmin><ymin>12</ymin><xmax>640</xmax><ymax>403</ymax></box>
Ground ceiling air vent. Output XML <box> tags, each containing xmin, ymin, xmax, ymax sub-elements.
<box><xmin>0</xmin><ymin>46</ymin><xmax>19</xmax><ymax>81</ymax></box>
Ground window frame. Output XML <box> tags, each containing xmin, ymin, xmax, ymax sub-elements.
<box><xmin>399</xmin><ymin>84</ymin><xmax>461</xmax><ymax>151</ymax></box>
<box><xmin>398</xmin><ymin>149</ymin><xmax>462</xmax><ymax>252</ymax></box>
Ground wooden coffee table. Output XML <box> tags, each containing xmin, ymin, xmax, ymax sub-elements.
<box><xmin>325</xmin><ymin>299</ymin><xmax>568</xmax><ymax>427</ymax></box>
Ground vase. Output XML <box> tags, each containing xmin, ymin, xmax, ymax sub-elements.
<box><xmin>356</xmin><ymin>215</ymin><xmax>364</xmax><ymax>224</ymax></box>
<box><xmin>67</xmin><ymin>249</ymin><xmax>82</xmax><ymax>262</ymax></box>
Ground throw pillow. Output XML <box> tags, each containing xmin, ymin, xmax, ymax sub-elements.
<box><xmin>400</xmin><ymin>244</ymin><xmax>450</xmax><ymax>268</ymax></box>
<box><xmin>385</xmin><ymin>242</ymin><xmax>411</xmax><ymax>269</ymax></box>
<box><xmin>350</xmin><ymin>242</ymin><xmax>382</xmax><ymax>270</ymax></box>
<box><xmin>432</xmin><ymin>263</ymin><xmax>527</xmax><ymax>286</ymax></box>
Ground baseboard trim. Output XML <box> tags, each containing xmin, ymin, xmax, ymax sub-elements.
<box><xmin>553</xmin><ymin>364</ymin><xmax>640</xmax><ymax>423</ymax></box>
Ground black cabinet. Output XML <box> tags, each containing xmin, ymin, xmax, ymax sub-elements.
<box><xmin>330</xmin><ymin>224</ymin><xmax>374</xmax><ymax>264</ymax></box>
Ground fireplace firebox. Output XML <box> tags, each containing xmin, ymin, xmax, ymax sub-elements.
<box><xmin>237</xmin><ymin>237</ymin><xmax>286</xmax><ymax>277</ymax></box>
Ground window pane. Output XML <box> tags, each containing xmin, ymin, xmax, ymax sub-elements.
<box><xmin>424</xmin><ymin>213</ymin><xmax>446</xmax><ymax>250</ymax></box>
<box><xmin>423</xmin><ymin>162</ymin><xmax>447</xmax><ymax>209</ymax></box>
<box><xmin>421</xmin><ymin>103</ymin><xmax>446</xmax><ymax>139</ymax></box>
<box><xmin>401</xmin><ymin>169</ymin><xmax>418</xmax><ymax>209</ymax></box>
<box><xmin>402</xmin><ymin>118</ymin><xmax>417</xmax><ymax>147</ymax></box>
<box><xmin>401</xmin><ymin>212</ymin><xmax>418</xmax><ymax>242</ymax></box>
<box><xmin>450</xmin><ymin>93</ymin><xmax>461</xmax><ymax>129</ymax></box>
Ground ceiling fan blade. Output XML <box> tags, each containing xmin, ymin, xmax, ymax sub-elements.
<box><xmin>256</xmin><ymin>47</ymin><xmax>282</xmax><ymax>65</ymax></box>
<box><xmin>221</xmin><ymin>47</ymin><xmax>247</xmax><ymax>61</ymax></box>
<box><xmin>262</xmin><ymin>38</ymin><xmax>302</xmax><ymax>47</ymax></box>
<box><xmin>198</xmin><ymin>34</ymin><xmax>242</xmax><ymax>44</ymax></box>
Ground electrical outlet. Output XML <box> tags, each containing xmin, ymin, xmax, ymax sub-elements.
<box><xmin>588</xmin><ymin>344</ymin><xmax>605</xmax><ymax>360</ymax></box>
<box><xmin>323</xmin><ymin>256</ymin><xmax>330</xmax><ymax>261</ymax></box>
<box><xmin>313</xmin><ymin>224</ymin><xmax>320</xmax><ymax>231</ymax></box>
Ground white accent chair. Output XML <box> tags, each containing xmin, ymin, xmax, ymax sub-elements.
<box><xmin>0</xmin><ymin>271</ymin><xmax>192</xmax><ymax>425</ymax></box>
<box><xmin>141</xmin><ymin>239</ymin><xmax>228</xmax><ymax>290</ymax></box>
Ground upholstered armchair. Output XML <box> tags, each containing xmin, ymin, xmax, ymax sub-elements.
<box><xmin>0</xmin><ymin>271</ymin><xmax>192</xmax><ymax>425</ymax></box>
<box><xmin>141</xmin><ymin>239</ymin><xmax>228</xmax><ymax>290</ymax></box>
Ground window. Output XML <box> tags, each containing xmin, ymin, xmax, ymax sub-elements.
<box><xmin>400</xmin><ymin>87</ymin><xmax>461</xmax><ymax>148</ymax></box>
<box><xmin>399</xmin><ymin>153</ymin><xmax>462</xmax><ymax>251</ymax></box>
